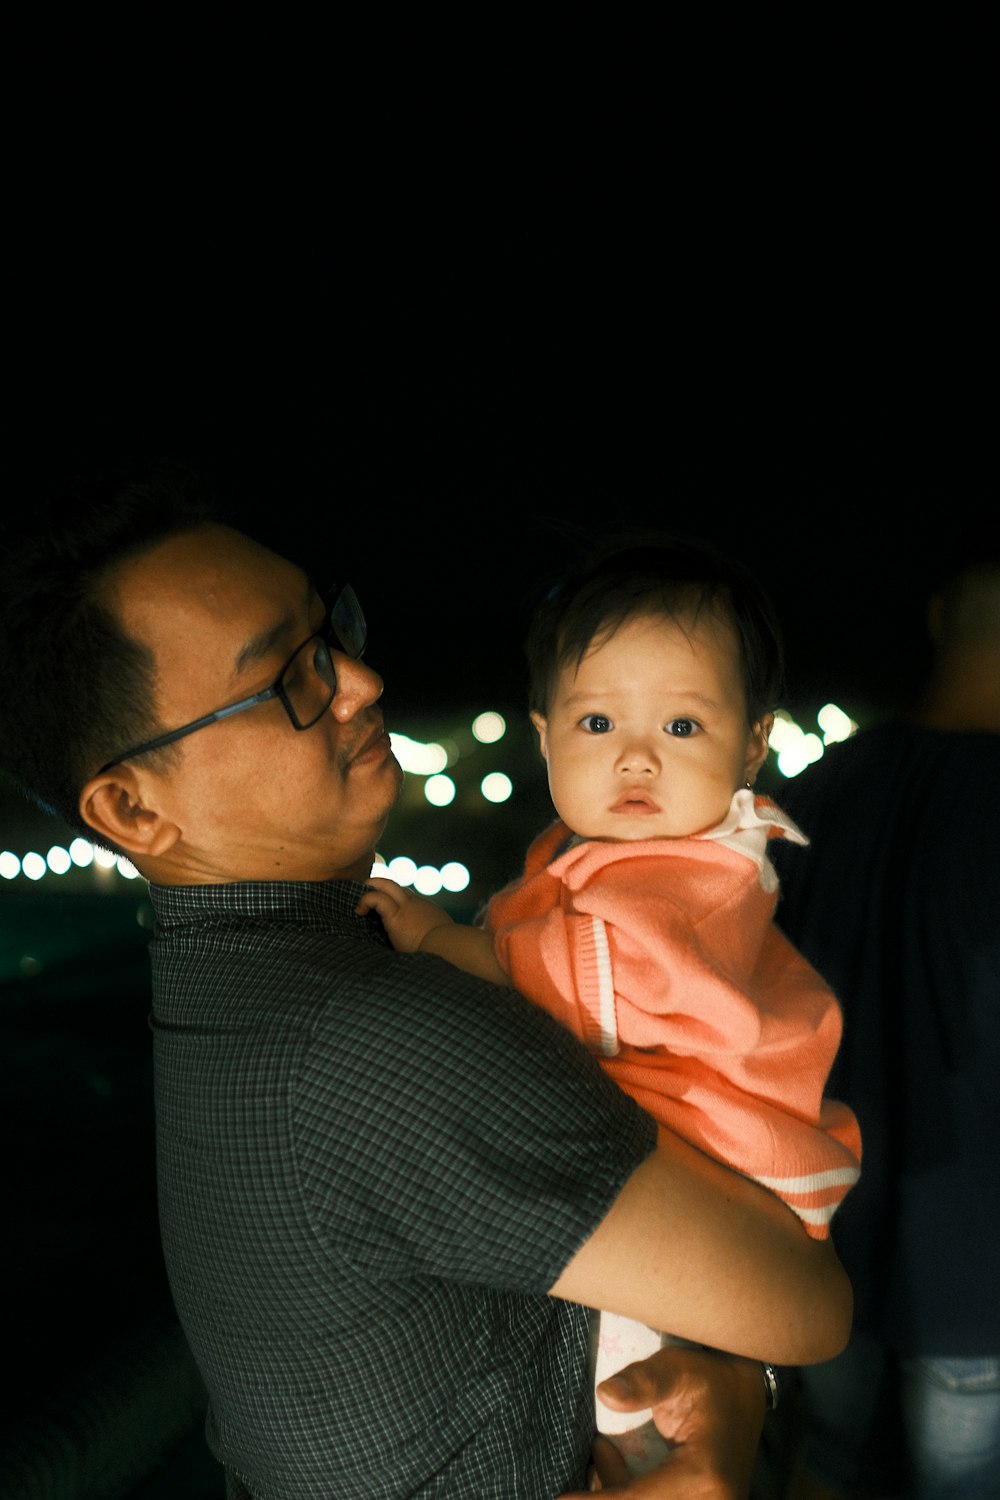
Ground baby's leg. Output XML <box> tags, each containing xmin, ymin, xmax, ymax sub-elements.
<box><xmin>591</xmin><ymin>1311</ymin><xmax>674</xmax><ymax>1476</ymax></box>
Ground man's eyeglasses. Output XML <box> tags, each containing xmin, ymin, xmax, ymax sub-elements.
<box><xmin>95</xmin><ymin>583</ymin><xmax>367</xmax><ymax>776</ymax></box>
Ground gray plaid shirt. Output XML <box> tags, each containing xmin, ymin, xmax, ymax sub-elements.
<box><xmin>148</xmin><ymin>877</ymin><xmax>655</xmax><ymax>1498</ymax></box>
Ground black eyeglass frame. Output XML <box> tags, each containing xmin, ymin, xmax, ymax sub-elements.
<box><xmin>95</xmin><ymin>583</ymin><xmax>366</xmax><ymax>777</ymax></box>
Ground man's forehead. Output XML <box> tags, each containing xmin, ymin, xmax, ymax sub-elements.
<box><xmin>109</xmin><ymin>523</ymin><xmax>315</xmax><ymax>678</ymax></box>
<box><xmin>114</xmin><ymin>523</ymin><xmax>302</xmax><ymax>609</ymax></box>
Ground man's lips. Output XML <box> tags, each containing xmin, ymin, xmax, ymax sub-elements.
<box><xmin>347</xmin><ymin>722</ymin><xmax>392</xmax><ymax>768</ymax></box>
<box><xmin>610</xmin><ymin>791</ymin><xmax>662</xmax><ymax>814</ymax></box>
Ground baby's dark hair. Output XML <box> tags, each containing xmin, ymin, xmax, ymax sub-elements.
<box><xmin>526</xmin><ymin>530</ymin><xmax>785</xmax><ymax>725</ymax></box>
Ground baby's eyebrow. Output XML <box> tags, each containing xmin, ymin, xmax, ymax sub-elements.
<box><xmin>667</xmin><ymin>693</ymin><xmax>722</xmax><ymax>710</ymax></box>
<box><xmin>562</xmin><ymin>688</ymin><xmax>722</xmax><ymax>710</ymax></box>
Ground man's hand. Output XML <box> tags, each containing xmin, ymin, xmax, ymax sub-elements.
<box><xmin>558</xmin><ymin>1345</ymin><xmax>767</xmax><ymax>1499</ymax></box>
<box><xmin>356</xmin><ymin>876</ymin><xmax>454</xmax><ymax>952</ymax></box>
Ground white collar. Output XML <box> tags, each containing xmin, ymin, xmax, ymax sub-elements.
<box><xmin>695</xmin><ymin>787</ymin><xmax>808</xmax><ymax>892</ymax></box>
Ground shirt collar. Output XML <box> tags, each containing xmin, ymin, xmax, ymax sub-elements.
<box><xmin>147</xmin><ymin>876</ymin><xmax>387</xmax><ymax>944</ymax></box>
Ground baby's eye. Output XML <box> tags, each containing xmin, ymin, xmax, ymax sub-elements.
<box><xmin>579</xmin><ymin>714</ymin><xmax>613</xmax><ymax>734</ymax></box>
<box><xmin>665</xmin><ymin>718</ymin><xmax>700</xmax><ymax>737</ymax></box>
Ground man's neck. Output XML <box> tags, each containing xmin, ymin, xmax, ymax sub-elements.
<box><xmin>135</xmin><ymin>845</ymin><xmax>378</xmax><ymax>887</ymax></box>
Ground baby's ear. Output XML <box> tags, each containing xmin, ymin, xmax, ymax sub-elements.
<box><xmin>745</xmin><ymin>713</ymin><xmax>774</xmax><ymax>785</ymax></box>
<box><xmin>529</xmin><ymin>711</ymin><xmax>550</xmax><ymax>760</ymax></box>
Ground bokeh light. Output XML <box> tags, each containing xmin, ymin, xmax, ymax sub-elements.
<box><xmin>817</xmin><ymin>702</ymin><xmax>857</xmax><ymax>744</ymax></box>
<box><xmin>480</xmin><ymin>772</ymin><xmax>513</xmax><ymax>804</ymax></box>
<box><xmin>69</xmin><ymin>838</ymin><xmax>95</xmax><ymax>867</ymax></box>
<box><xmin>389</xmin><ymin>733</ymin><xmax>448</xmax><ymax>775</ymax></box>
<box><xmin>424</xmin><ymin>774</ymin><xmax>456</xmax><ymax>807</ymax></box>
<box><xmin>472</xmin><ymin>711</ymin><xmax>506</xmax><ymax>744</ymax></box>
<box><xmin>413</xmin><ymin>865</ymin><xmax>444</xmax><ymax>896</ymax></box>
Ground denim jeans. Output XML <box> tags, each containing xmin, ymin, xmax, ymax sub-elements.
<box><xmin>799</xmin><ymin>1332</ymin><xmax>1000</xmax><ymax>1498</ymax></box>
<box><xmin>899</xmin><ymin>1353</ymin><xmax>1000</xmax><ymax>1499</ymax></box>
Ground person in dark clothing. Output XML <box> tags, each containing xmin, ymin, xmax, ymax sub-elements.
<box><xmin>774</xmin><ymin>522</ymin><xmax>1000</xmax><ymax>1500</ymax></box>
<box><xmin>0</xmin><ymin>464</ymin><xmax>851</xmax><ymax>1499</ymax></box>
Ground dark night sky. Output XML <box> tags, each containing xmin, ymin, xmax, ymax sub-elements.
<box><xmin>7</xmin><ymin>95</ymin><xmax>993</xmax><ymax>729</ymax></box>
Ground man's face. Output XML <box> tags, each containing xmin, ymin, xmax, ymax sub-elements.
<box><xmin>531</xmin><ymin>609</ymin><xmax>771</xmax><ymax>842</ymax></box>
<box><xmin>105</xmin><ymin>523</ymin><xmax>403</xmax><ymax>882</ymax></box>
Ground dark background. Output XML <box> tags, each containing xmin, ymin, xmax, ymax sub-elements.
<box><xmin>1</xmin><ymin>54</ymin><xmax>994</xmax><ymax>1495</ymax></box>
<box><xmin>7</xmin><ymin>79</ymin><xmax>993</xmax><ymax>728</ymax></box>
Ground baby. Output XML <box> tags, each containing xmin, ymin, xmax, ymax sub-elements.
<box><xmin>359</xmin><ymin>531</ymin><xmax>862</xmax><ymax>1475</ymax></box>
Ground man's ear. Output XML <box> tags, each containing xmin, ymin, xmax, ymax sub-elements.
<box><xmin>529</xmin><ymin>711</ymin><xmax>550</xmax><ymax>761</ymax></box>
<box><xmin>745</xmin><ymin>712</ymin><xmax>774</xmax><ymax>786</ymax></box>
<box><xmin>78</xmin><ymin>771</ymin><xmax>181</xmax><ymax>860</ymax></box>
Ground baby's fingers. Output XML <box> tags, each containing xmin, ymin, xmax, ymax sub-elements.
<box><xmin>355</xmin><ymin>881</ymin><xmax>401</xmax><ymax>919</ymax></box>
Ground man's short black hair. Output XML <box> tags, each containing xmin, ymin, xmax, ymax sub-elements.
<box><xmin>525</xmin><ymin>529</ymin><xmax>785</xmax><ymax>726</ymax></box>
<box><xmin>0</xmin><ymin>459</ymin><xmax>216</xmax><ymax>837</ymax></box>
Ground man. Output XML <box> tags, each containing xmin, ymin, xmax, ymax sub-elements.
<box><xmin>775</xmin><ymin>521</ymin><xmax>1000</xmax><ymax>1499</ymax></box>
<box><xmin>0</xmin><ymin>464</ymin><xmax>850</xmax><ymax>1498</ymax></box>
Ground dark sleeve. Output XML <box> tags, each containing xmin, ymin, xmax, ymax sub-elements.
<box><xmin>293</xmin><ymin>949</ymin><xmax>658</xmax><ymax>1294</ymax></box>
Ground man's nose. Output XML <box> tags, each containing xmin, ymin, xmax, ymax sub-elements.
<box><xmin>329</xmin><ymin>653</ymin><xmax>384</xmax><ymax>721</ymax></box>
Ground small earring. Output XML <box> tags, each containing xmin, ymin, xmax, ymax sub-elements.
<box><xmin>745</xmin><ymin>779</ymin><xmax>753</xmax><ymax>789</ymax></box>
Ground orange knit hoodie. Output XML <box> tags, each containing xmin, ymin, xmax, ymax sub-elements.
<box><xmin>486</xmin><ymin>791</ymin><xmax>862</xmax><ymax>1238</ymax></box>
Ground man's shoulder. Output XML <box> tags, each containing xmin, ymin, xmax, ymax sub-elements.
<box><xmin>147</xmin><ymin>875</ymin><xmax>543</xmax><ymax>1038</ymax></box>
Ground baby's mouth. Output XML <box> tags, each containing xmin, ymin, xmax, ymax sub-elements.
<box><xmin>610</xmin><ymin>791</ymin><xmax>661</xmax><ymax>814</ymax></box>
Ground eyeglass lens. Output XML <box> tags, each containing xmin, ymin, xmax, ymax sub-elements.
<box><xmin>279</xmin><ymin>638</ymin><xmax>335</xmax><ymax>729</ymax></box>
<box><xmin>330</xmin><ymin>584</ymin><xmax>367</xmax><ymax>659</ymax></box>
<box><xmin>279</xmin><ymin>586</ymin><xmax>367</xmax><ymax>731</ymax></box>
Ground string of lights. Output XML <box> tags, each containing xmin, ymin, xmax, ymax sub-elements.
<box><xmin>0</xmin><ymin>704</ymin><xmax>858</xmax><ymax>890</ymax></box>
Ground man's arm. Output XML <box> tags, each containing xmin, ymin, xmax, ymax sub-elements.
<box><xmin>361</xmin><ymin>880</ymin><xmax>852</xmax><ymax>1364</ymax></box>
<box><xmin>550</xmin><ymin>1127</ymin><xmax>852</xmax><ymax>1367</ymax></box>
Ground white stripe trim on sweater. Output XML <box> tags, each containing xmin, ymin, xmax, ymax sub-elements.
<box><xmin>590</xmin><ymin>915</ymin><xmax>619</xmax><ymax>1057</ymax></box>
<box><xmin>755</xmin><ymin>1166</ymin><xmax>862</xmax><ymax>1194</ymax></box>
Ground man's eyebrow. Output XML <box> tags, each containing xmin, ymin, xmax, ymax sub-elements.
<box><xmin>233</xmin><ymin>580</ymin><xmax>318</xmax><ymax>677</ymax></box>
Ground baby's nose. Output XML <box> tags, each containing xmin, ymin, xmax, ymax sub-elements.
<box><xmin>616</xmin><ymin>738</ymin><xmax>660</xmax><ymax>774</ymax></box>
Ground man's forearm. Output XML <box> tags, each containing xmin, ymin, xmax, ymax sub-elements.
<box><xmin>549</xmin><ymin>1127</ymin><xmax>852</xmax><ymax>1367</ymax></box>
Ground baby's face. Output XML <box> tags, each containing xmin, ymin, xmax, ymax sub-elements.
<box><xmin>532</xmin><ymin>610</ymin><xmax>771</xmax><ymax>841</ymax></box>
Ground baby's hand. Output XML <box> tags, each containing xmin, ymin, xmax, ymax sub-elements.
<box><xmin>356</xmin><ymin>876</ymin><xmax>455</xmax><ymax>953</ymax></box>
